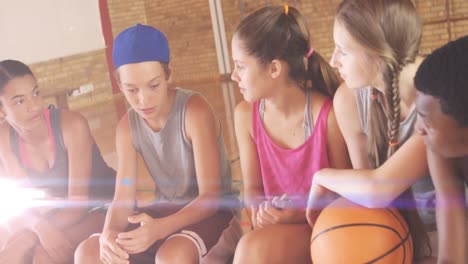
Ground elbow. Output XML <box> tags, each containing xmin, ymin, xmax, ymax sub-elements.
<box><xmin>354</xmin><ymin>181</ymin><xmax>400</xmax><ymax>209</ymax></box>
<box><xmin>360</xmin><ymin>198</ymin><xmax>393</xmax><ymax>209</ymax></box>
<box><xmin>362</xmin><ymin>168</ymin><xmax>405</xmax><ymax>208</ymax></box>
<box><xmin>348</xmin><ymin>194</ymin><xmax>388</xmax><ymax>209</ymax></box>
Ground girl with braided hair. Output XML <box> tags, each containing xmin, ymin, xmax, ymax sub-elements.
<box><xmin>306</xmin><ymin>0</ymin><xmax>436</xmax><ymax>262</ymax></box>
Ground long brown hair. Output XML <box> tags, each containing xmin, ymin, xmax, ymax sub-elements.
<box><xmin>234</xmin><ymin>6</ymin><xmax>341</xmax><ymax>97</ymax></box>
<box><xmin>336</xmin><ymin>0</ymin><xmax>430</xmax><ymax>260</ymax></box>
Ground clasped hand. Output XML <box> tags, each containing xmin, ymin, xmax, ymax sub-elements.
<box><xmin>100</xmin><ymin>213</ymin><xmax>168</xmax><ymax>264</ymax></box>
<box><xmin>251</xmin><ymin>195</ymin><xmax>303</xmax><ymax>228</ymax></box>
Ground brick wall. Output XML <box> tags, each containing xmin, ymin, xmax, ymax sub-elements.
<box><xmin>108</xmin><ymin>0</ymin><xmax>147</xmax><ymax>38</ymax></box>
<box><xmin>449</xmin><ymin>0</ymin><xmax>468</xmax><ymax>39</ymax></box>
<box><xmin>222</xmin><ymin>0</ymin><xmax>468</xmax><ymax>59</ymax></box>
<box><xmin>145</xmin><ymin>0</ymin><xmax>221</xmax><ymax>83</ymax></box>
<box><xmin>415</xmin><ymin>0</ymin><xmax>468</xmax><ymax>54</ymax></box>
<box><xmin>30</xmin><ymin>49</ymin><xmax>112</xmax><ymax>109</ymax></box>
<box><xmin>143</xmin><ymin>0</ymin><xmax>468</xmax><ymax>83</ymax></box>
<box><xmin>29</xmin><ymin>0</ymin><xmax>468</xmax><ymax>108</ymax></box>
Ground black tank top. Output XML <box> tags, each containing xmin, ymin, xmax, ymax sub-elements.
<box><xmin>9</xmin><ymin>105</ymin><xmax>115</xmax><ymax>200</ymax></box>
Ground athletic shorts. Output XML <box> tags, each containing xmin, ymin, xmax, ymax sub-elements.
<box><xmin>126</xmin><ymin>202</ymin><xmax>242</xmax><ymax>264</ymax></box>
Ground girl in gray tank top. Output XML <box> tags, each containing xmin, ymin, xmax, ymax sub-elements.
<box><xmin>306</xmin><ymin>0</ymin><xmax>436</xmax><ymax>260</ymax></box>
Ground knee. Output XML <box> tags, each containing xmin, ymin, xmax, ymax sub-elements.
<box><xmin>155</xmin><ymin>238</ymin><xmax>198</xmax><ymax>264</ymax></box>
<box><xmin>155</xmin><ymin>251</ymin><xmax>198</xmax><ymax>264</ymax></box>
<box><xmin>233</xmin><ymin>231</ymin><xmax>267</xmax><ymax>264</ymax></box>
<box><xmin>74</xmin><ymin>236</ymin><xmax>101</xmax><ymax>264</ymax></box>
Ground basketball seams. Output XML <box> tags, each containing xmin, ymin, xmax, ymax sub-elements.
<box><xmin>366</xmin><ymin>226</ymin><xmax>411</xmax><ymax>263</ymax></box>
<box><xmin>311</xmin><ymin>222</ymin><xmax>411</xmax><ymax>264</ymax></box>
<box><xmin>311</xmin><ymin>223</ymin><xmax>403</xmax><ymax>244</ymax></box>
<box><xmin>386</xmin><ymin>208</ymin><xmax>408</xmax><ymax>233</ymax></box>
<box><xmin>385</xmin><ymin>208</ymin><xmax>411</xmax><ymax>263</ymax></box>
<box><xmin>310</xmin><ymin>199</ymin><xmax>414</xmax><ymax>264</ymax></box>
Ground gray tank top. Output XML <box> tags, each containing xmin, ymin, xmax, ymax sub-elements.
<box><xmin>354</xmin><ymin>87</ymin><xmax>436</xmax><ymax>231</ymax></box>
<box><xmin>128</xmin><ymin>88</ymin><xmax>236</xmax><ymax>205</ymax></box>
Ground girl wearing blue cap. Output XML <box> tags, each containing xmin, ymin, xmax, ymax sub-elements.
<box><xmin>0</xmin><ymin>60</ymin><xmax>115</xmax><ymax>264</ymax></box>
<box><xmin>75</xmin><ymin>24</ymin><xmax>240</xmax><ymax>264</ymax></box>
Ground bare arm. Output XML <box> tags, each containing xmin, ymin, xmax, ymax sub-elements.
<box><xmin>427</xmin><ymin>150</ymin><xmax>466</xmax><ymax>264</ymax></box>
<box><xmin>0</xmin><ymin>123</ymin><xmax>41</xmax><ymax>234</ymax></box>
<box><xmin>97</xmin><ymin>114</ymin><xmax>137</xmax><ymax>262</ymax></box>
<box><xmin>0</xmin><ymin>112</ymin><xmax>98</xmax><ymax>263</ymax></box>
<box><xmin>314</xmin><ymin>134</ymin><xmax>428</xmax><ymax>208</ymax></box>
<box><xmin>0</xmin><ymin>122</ymin><xmax>71</xmax><ymax>233</ymax></box>
<box><xmin>333</xmin><ymin>84</ymin><xmax>370</xmax><ymax>169</ymax></box>
<box><xmin>234</xmin><ymin>101</ymin><xmax>264</xmax><ymax>208</ymax></box>
<box><xmin>34</xmin><ymin>111</ymin><xmax>96</xmax><ymax>230</ymax></box>
<box><xmin>149</xmin><ymin>95</ymin><xmax>226</xmax><ymax>234</ymax></box>
<box><xmin>103</xmin><ymin>113</ymin><xmax>137</xmax><ymax>235</ymax></box>
<box><xmin>312</xmin><ymin>84</ymin><xmax>428</xmax><ymax>208</ymax></box>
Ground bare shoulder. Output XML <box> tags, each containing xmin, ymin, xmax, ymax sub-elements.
<box><xmin>333</xmin><ymin>83</ymin><xmax>362</xmax><ymax>133</ymax></box>
<box><xmin>333</xmin><ymin>83</ymin><xmax>354</xmax><ymax>111</ymax></box>
<box><xmin>185</xmin><ymin>93</ymin><xmax>218</xmax><ymax>135</ymax></box>
<box><xmin>234</xmin><ymin>100</ymin><xmax>253</xmax><ymax>135</ymax></box>
<box><xmin>116</xmin><ymin>112</ymin><xmax>132</xmax><ymax>140</ymax></box>
<box><xmin>60</xmin><ymin>109</ymin><xmax>91</xmax><ymax>136</ymax></box>
<box><xmin>185</xmin><ymin>93</ymin><xmax>215</xmax><ymax>120</ymax></box>
<box><xmin>234</xmin><ymin>100</ymin><xmax>253</xmax><ymax>122</ymax></box>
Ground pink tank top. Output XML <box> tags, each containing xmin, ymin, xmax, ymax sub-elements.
<box><xmin>252</xmin><ymin>99</ymin><xmax>332</xmax><ymax>204</ymax></box>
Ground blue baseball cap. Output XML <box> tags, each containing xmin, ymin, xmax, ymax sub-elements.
<box><xmin>112</xmin><ymin>23</ymin><xmax>170</xmax><ymax>69</ymax></box>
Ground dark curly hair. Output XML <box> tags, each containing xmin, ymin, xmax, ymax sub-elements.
<box><xmin>415</xmin><ymin>36</ymin><xmax>468</xmax><ymax>127</ymax></box>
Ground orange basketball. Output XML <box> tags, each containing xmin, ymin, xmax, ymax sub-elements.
<box><xmin>310</xmin><ymin>197</ymin><xmax>413</xmax><ymax>264</ymax></box>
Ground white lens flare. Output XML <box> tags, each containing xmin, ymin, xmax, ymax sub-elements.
<box><xmin>0</xmin><ymin>178</ymin><xmax>46</xmax><ymax>224</ymax></box>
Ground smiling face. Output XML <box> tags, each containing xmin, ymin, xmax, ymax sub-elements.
<box><xmin>230</xmin><ymin>35</ymin><xmax>275</xmax><ymax>103</ymax></box>
<box><xmin>415</xmin><ymin>91</ymin><xmax>468</xmax><ymax>158</ymax></box>
<box><xmin>0</xmin><ymin>74</ymin><xmax>44</xmax><ymax>130</ymax></box>
<box><xmin>329</xmin><ymin>19</ymin><xmax>384</xmax><ymax>90</ymax></box>
<box><xmin>117</xmin><ymin>61</ymin><xmax>173</xmax><ymax>120</ymax></box>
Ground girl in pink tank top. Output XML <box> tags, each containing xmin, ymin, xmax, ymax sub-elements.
<box><xmin>231</xmin><ymin>5</ymin><xmax>351</xmax><ymax>264</ymax></box>
<box><xmin>253</xmin><ymin>93</ymin><xmax>332</xmax><ymax>200</ymax></box>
